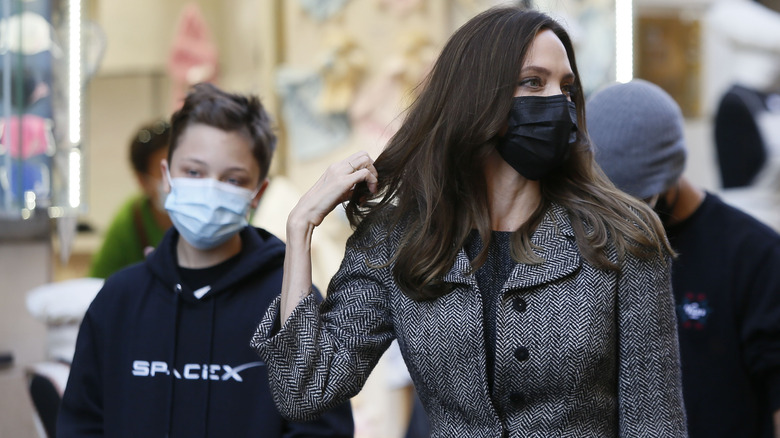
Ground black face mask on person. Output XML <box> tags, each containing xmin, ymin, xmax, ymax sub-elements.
<box><xmin>496</xmin><ymin>94</ymin><xmax>578</xmax><ymax>180</ymax></box>
<box><xmin>652</xmin><ymin>185</ymin><xmax>680</xmax><ymax>227</ymax></box>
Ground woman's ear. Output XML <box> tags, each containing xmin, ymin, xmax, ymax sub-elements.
<box><xmin>160</xmin><ymin>159</ymin><xmax>171</xmax><ymax>194</ymax></box>
<box><xmin>250</xmin><ymin>179</ymin><xmax>270</xmax><ymax>209</ymax></box>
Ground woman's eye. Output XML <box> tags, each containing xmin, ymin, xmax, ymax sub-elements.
<box><xmin>184</xmin><ymin>169</ymin><xmax>201</xmax><ymax>177</ymax></box>
<box><xmin>225</xmin><ymin>177</ymin><xmax>243</xmax><ymax>186</ymax></box>
<box><xmin>519</xmin><ymin>78</ymin><xmax>541</xmax><ymax>88</ymax></box>
<box><xmin>562</xmin><ymin>83</ymin><xmax>576</xmax><ymax>97</ymax></box>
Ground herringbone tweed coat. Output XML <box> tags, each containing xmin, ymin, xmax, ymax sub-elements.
<box><xmin>252</xmin><ymin>203</ymin><xmax>688</xmax><ymax>437</ymax></box>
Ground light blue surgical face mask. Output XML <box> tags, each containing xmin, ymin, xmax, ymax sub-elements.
<box><xmin>164</xmin><ymin>170</ymin><xmax>258</xmax><ymax>250</ymax></box>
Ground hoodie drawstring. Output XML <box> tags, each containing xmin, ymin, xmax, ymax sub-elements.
<box><xmin>166</xmin><ymin>283</ymin><xmax>183</xmax><ymax>438</ymax></box>
<box><xmin>202</xmin><ymin>295</ymin><xmax>217</xmax><ymax>437</ymax></box>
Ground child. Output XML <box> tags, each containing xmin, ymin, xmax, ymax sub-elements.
<box><xmin>58</xmin><ymin>83</ymin><xmax>354</xmax><ymax>437</ymax></box>
<box><xmin>88</xmin><ymin>119</ymin><xmax>172</xmax><ymax>279</ymax></box>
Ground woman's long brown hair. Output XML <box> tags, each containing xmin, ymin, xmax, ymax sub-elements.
<box><xmin>346</xmin><ymin>6</ymin><xmax>671</xmax><ymax>301</ymax></box>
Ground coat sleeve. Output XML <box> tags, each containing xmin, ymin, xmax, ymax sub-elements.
<box><xmin>251</xmin><ymin>225</ymin><xmax>396</xmax><ymax>421</ymax></box>
<box><xmin>616</xmin><ymin>251</ymin><xmax>688</xmax><ymax>436</ymax></box>
<box><xmin>56</xmin><ymin>309</ymin><xmax>104</xmax><ymax>437</ymax></box>
<box><xmin>281</xmin><ymin>287</ymin><xmax>356</xmax><ymax>437</ymax></box>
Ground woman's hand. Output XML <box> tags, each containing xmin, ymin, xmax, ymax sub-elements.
<box><xmin>281</xmin><ymin>151</ymin><xmax>377</xmax><ymax>323</ymax></box>
<box><xmin>288</xmin><ymin>151</ymin><xmax>378</xmax><ymax>231</ymax></box>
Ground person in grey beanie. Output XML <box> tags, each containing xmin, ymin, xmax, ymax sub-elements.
<box><xmin>588</xmin><ymin>78</ymin><xmax>780</xmax><ymax>438</ymax></box>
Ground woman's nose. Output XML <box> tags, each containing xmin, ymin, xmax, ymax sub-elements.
<box><xmin>542</xmin><ymin>83</ymin><xmax>565</xmax><ymax>97</ymax></box>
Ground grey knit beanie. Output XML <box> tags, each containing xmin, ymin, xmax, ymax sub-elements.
<box><xmin>586</xmin><ymin>79</ymin><xmax>687</xmax><ymax>200</ymax></box>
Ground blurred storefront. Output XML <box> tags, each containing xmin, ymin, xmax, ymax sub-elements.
<box><xmin>2</xmin><ymin>0</ymin><xmax>779</xmax><ymax>436</ymax></box>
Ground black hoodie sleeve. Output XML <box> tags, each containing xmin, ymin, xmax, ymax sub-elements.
<box><xmin>57</xmin><ymin>309</ymin><xmax>104</xmax><ymax>437</ymax></box>
<box><xmin>282</xmin><ymin>400</ymin><xmax>355</xmax><ymax>437</ymax></box>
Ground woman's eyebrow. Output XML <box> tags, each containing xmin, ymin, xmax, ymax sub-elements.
<box><xmin>520</xmin><ymin>65</ymin><xmax>575</xmax><ymax>81</ymax></box>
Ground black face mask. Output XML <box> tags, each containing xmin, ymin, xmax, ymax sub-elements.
<box><xmin>653</xmin><ymin>186</ymin><xmax>679</xmax><ymax>227</ymax></box>
<box><xmin>496</xmin><ymin>94</ymin><xmax>578</xmax><ymax>180</ymax></box>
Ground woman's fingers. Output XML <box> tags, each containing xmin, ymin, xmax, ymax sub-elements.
<box><xmin>350</xmin><ymin>166</ymin><xmax>378</xmax><ymax>194</ymax></box>
<box><xmin>345</xmin><ymin>151</ymin><xmax>373</xmax><ymax>170</ymax></box>
<box><xmin>292</xmin><ymin>151</ymin><xmax>377</xmax><ymax>228</ymax></box>
<box><xmin>344</xmin><ymin>151</ymin><xmax>378</xmax><ymax>193</ymax></box>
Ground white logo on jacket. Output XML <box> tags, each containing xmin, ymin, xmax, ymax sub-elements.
<box><xmin>131</xmin><ymin>360</ymin><xmax>264</xmax><ymax>382</ymax></box>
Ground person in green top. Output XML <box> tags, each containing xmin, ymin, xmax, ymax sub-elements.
<box><xmin>88</xmin><ymin>120</ymin><xmax>173</xmax><ymax>278</ymax></box>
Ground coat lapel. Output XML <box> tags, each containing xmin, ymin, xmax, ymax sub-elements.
<box><xmin>505</xmin><ymin>203</ymin><xmax>581</xmax><ymax>290</ymax></box>
<box><xmin>441</xmin><ymin>203</ymin><xmax>582</xmax><ymax>290</ymax></box>
<box><xmin>442</xmin><ymin>248</ymin><xmax>476</xmax><ymax>286</ymax></box>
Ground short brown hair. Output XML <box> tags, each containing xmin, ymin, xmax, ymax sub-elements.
<box><xmin>168</xmin><ymin>83</ymin><xmax>277</xmax><ymax>181</ymax></box>
<box><xmin>129</xmin><ymin>119</ymin><xmax>170</xmax><ymax>175</ymax></box>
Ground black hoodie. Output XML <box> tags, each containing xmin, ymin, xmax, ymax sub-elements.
<box><xmin>58</xmin><ymin>226</ymin><xmax>354</xmax><ymax>437</ymax></box>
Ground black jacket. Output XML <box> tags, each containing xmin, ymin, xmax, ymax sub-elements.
<box><xmin>58</xmin><ymin>226</ymin><xmax>354</xmax><ymax>437</ymax></box>
<box><xmin>667</xmin><ymin>193</ymin><xmax>780</xmax><ymax>438</ymax></box>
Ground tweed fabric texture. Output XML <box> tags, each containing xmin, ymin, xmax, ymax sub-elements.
<box><xmin>587</xmin><ymin>79</ymin><xmax>687</xmax><ymax>200</ymax></box>
<box><xmin>251</xmin><ymin>203</ymin><xmax>688</xmax><ymax>437</ymax></box>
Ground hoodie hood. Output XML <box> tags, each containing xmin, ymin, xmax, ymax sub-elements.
<box><xmin>145</xmin><ymin>226</ymin><xmax>285</xmax><ymax>300</ymax></box>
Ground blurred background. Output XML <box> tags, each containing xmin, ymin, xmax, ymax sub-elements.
<box><xmin>1</xmin><ymin>0</ymin><xmax>779</xmax><ymax>436</ymax></box>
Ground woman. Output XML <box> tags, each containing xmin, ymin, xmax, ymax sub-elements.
<box><xmin>252</xmin><ymin>7</ymin><xmax>687</xmax><ymax>437</ymax></box>
<box><xmin>58</xmin><ymin>83</ymin><xmax>353</xmax><ymax>437</ymax></box>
